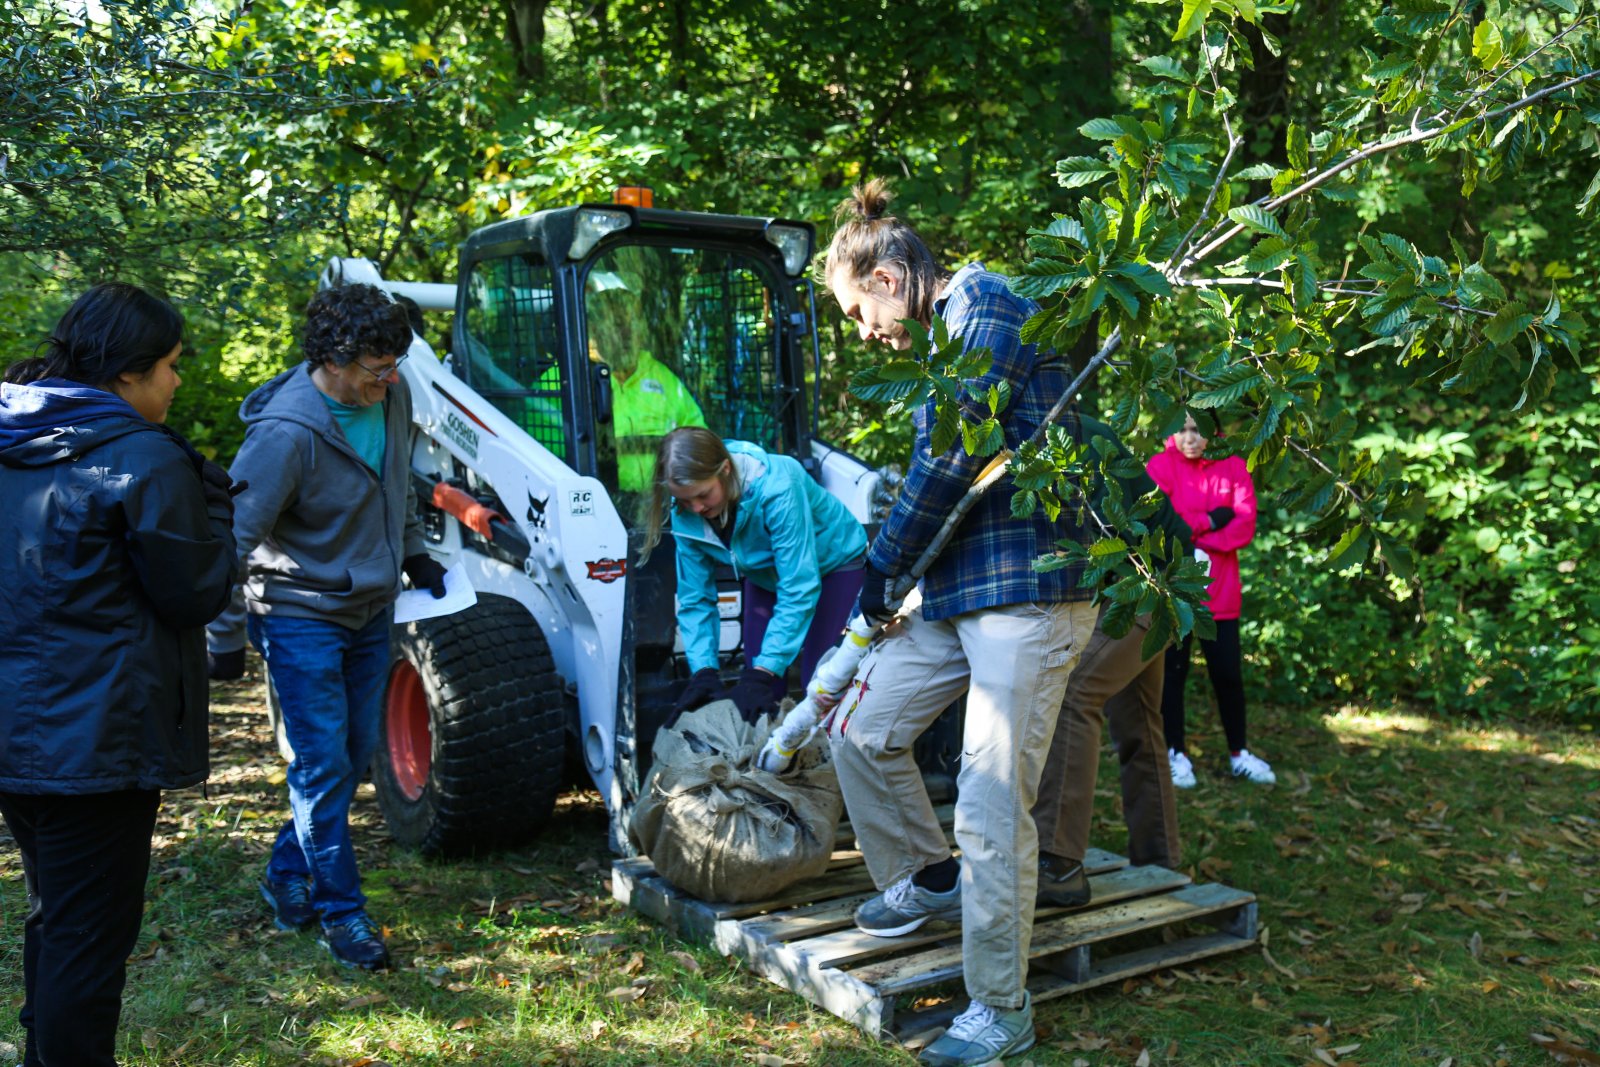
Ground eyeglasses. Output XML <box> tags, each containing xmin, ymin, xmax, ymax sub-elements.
<box><xmin>353</xmin><ymin>353</ymin><xmax>408</xmax><ymax>381</ymax></box>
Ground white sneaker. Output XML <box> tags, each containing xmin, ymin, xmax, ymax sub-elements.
<box><xmin>1229</xmin><ymin>749</ymin><xmax>1276</xmax><ymax>784</ymax></box>
<box><xmin>1168</xmin><ymin>748</ymin><xmax>1196</xmax><ymax>789</ymax></box>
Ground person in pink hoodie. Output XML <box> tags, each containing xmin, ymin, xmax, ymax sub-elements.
<box><xmin>1146</xmin><ymin>411</ymin><xmax>1276</xmax><ymax>787</ymax></box>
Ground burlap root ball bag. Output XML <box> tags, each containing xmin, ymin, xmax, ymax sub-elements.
<box><xmin>629</xmin><ymin>699</ymin><xmax>842</xmax><ymax>903</ymax></box>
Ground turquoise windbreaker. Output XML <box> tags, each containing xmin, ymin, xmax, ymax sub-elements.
<box><xmin>672</xmin><ymin>440</ymin><xmax>866</xmax><ymax>675</ymax></box>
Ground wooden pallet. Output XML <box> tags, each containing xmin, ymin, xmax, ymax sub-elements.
<box><xmin>613</xmin><ymin>813</ymin><xmax>1257</xmax><ymax>1040</ymax></box>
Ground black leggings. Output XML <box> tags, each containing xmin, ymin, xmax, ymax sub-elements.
<box><xmin>1161</xmin><ymin>618</ymin><xmax>1247</xmax><ymax>754</ymax></box>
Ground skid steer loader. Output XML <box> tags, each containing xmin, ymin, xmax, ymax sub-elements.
<box><xmin>315</xmin><ymin>197</ymin><xmax>931</xmax><ymax>855</ymax></box>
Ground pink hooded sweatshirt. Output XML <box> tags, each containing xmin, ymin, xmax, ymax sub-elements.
<box><xmin>1146</xmin><ymin>438</ymin><xmax>1257</xmax><ymax>621</ymax></box>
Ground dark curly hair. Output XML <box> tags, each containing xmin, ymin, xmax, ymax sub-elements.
<box><xmin>302</xmin><ymin>284</ymin><xmax>411</xmax><ymax>369</ymax></box>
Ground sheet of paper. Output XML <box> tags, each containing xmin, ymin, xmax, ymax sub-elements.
<box><xmin>393</xmin><ymin>562</ymin><xmax>478</xmax><ymax>624</ymax></box>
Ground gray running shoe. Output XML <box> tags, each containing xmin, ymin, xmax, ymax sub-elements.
<box><xmin>854</xmin><ymin>872</ymin><xmax>962</xmax><ymax>938</ymax></box>
<box><xmin>919</xmin><ymin>992</ymin><xmax>1035</xmax><ymax>1066</ymax></box>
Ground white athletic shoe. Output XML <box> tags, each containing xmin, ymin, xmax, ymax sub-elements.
<box><xmin>1229</xmin><ymin>749</ymin><xmax>1276</xmax><ymax>784</ymax></box>
<box><xmin>1168</xmin><ymin>748</ymin><xmax>1197</xmax><ymax>789</ymax></box>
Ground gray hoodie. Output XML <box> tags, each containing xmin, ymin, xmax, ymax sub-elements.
<box><xmin>207</xmin><ymin>363</ymin><xmax>426</xmax><ymax>652</ymax></box>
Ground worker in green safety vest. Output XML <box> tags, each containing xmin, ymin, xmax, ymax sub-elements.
<box><xmin>587</xmin><ymin>270</ymin><xmax>707</xmax><ymax>493</ymax></box>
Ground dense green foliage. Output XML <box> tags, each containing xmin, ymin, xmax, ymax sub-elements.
<box><xmin>2</xmin><ymin>0</ymin><xmax>1596</xmax><ymax>719</ymax></box>
<box><xmin>852</xmin><ymin>0</ymin><xmax>1600</xmax><ymax>719</ymax></box>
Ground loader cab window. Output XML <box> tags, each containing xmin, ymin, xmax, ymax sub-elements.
<box><xmin>459</xmin><ymin>254</ymin><xmax>567</xmax><ymax>456</ymax></box>
<box><xmin>583</xmin><ymin>244</ymin><xmax>783</xmax><ymax>502</ymax></box>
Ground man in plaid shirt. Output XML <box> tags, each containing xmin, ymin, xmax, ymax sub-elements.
<box><xmin>822</xmin><ymin>179</ymin><xmax>1097</xmax><ymax>1067</ymax></box>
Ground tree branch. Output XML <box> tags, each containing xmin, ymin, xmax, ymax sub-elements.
<box><xmin>1176</xmin><ymin>66</ymin><xmax>1600</xmax><ymax>271</ymax></box>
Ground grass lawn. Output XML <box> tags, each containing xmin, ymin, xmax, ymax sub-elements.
<box><xmin>0</xmin><ymin>663</ymin><xmax>1596</xmax><ymax>1066</ymax></box>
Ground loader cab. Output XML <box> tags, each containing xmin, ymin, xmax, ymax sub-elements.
<box><xmin>452</xmin><ymin>204</ymin><xmax>816</xmax><ymax>510</ymax></box>
<box><xmin>450</xmin><ymin>203</ymin><xmax>825</xmax><ymax>777</ymax></box>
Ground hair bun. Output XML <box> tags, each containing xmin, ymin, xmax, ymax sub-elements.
<box><xmin>836</xmin><ymin>177</ymin><xmax>895</xmax><ymax>224</ymax></box>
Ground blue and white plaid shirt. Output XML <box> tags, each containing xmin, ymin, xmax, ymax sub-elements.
<box><xmin>867</xmin><ymin>262</ymin><xmax>1092</xmax><ymax>620</ymax></box>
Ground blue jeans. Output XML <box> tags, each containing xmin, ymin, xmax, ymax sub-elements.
<box><xmin>248</xmin><ymin>610</ymin><xmax>391</xmax><ymax>924</ymax></box>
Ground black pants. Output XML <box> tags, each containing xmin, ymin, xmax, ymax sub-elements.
<box><xmin>1161</xmin><ymin>618</ymin><xmax>1248</xmax><ymax>754</ymax></box>
<box><xmin>0</xmin><ymin>789</ymin><xmax>160</xmax><ymax>1067</ymax></box>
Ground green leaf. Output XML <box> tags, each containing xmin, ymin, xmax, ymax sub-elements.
<box><xmin>1325</xmin><ymin>525</ymin><xmax>1372</xmax><ymax>570</ymax></box>
<box><xmin>1292</xmin><ymin>253</ymin><xmax>1317</xmax><ymax>310</ymax></box>
<box><xmin>1483</xmin><ymin>306</ymin><xmax>1534</xmax><ymax>345</ymax></box>
<box><xmin>1139</xmin><ymin>55</ymin><xmax>1189</xmax><ymax>81</ymax></box>
<box><xmin>1189</xmin><ymin>369</ymin><xmax>1265</xmax><ymax>408</ymax></box>
<box><xmin>1110</xmin><ymin>261</ymin><xmax>1173</xmax><ymax>297</ymax></box>
<box><xmin>1472</xmin><ymin>19</ymin><xmax>1503</xmax><ymax>69</ymax></box>
<box><xmin>1366</xmin><ymin>55</ymin><xmax>1415</xmax><ymax>81</ymax></box>
<box><xmin>1286</xmin><ymin>122</ymin><xmax>1308</xmax><ymax>172</ymax></box>
<box><xmin>930</xmin><ymin>400</ymin><xmax>961</xmax><ymax>457</ymax></box>
<box><xmin>1043</xmin><ymin>216</ymin><xmax>1090</xmax><ymax>246</ymax></box>
<box><xmin>1577</xmin><ymin>166</ymin><xmax>1600</xmax><ymax>216</ymax></box>
<box><xmin>849</xmin><ymin>368</ymin><xmax>925</xmax><ymax>405</ymax></box>
<box><xmin>1227</xmin><ymin>204</ymin><xmax>1289</xmax><ymax>240</ymax></box>
<box><xmin>878</xmin><ymin>360</ymin><xmax>925</xmax><ymax>381</ymax></box>
<box><xmin>1079</xmin><ymin>117</ymin><xmax>1125</xmax><ymax>141</ymax></box>
<box><xmin>1089</xmin><ymin>536</ymin><xmax>1129</xmax><ymax>560</ymax></box>
<box><xmin>1375</xmin><ymin>532</ymin><xmax>1415</xmax><ymax>583</ymax></box>
<box><xmin>1142</xmin><ymin>607</ymin><xmax>1174</xmax><ymax>659</ymax></box>
<box><xmin>1056</xmin><ymin>156</ymin><xmax>1114</xmax><ymax>189</ymax></box>
<box><xmin>1514</xmin><ymin>349</ymin><xmax>1556</xmax><ymax>411</ymax></box>
<box><xmin>1103</xmin><ymin>275</ymin><xmax>1141</xmax><ymax>317</ymax></box>
<box><xmin>1232</xmin><ymin>162</ymin><xmax>1280</xmax><ymax>181</ymax></box>
<box><xmin>1173</xmin><ymin>0</ymin><xmax>1212</xmax><ymax>40</ymax></box>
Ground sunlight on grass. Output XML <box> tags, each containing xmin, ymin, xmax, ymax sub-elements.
<box><xmin>2</xmin><ymin>680</ymin><xmax>1597</xmax><ymax>1065</ymax></box>
<box><xmin>1324</xmin><ymin>704</ymin><xmax>1600</xmax><ymax>769</ymax></box>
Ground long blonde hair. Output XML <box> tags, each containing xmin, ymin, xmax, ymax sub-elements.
<box><xmin>638</xmin><ymin>427</ymin><xmax>743</xmax><ymax>563</ymax></box>
<box><xmin>820</xmin><ymin>178</ymin><xmax>950</xmax><ymax>329</ymax></box>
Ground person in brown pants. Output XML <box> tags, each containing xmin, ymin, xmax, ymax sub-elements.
<box><xmin>1030</xmin><ymin>609</ymin><xmax>1181</xmax><ymax>908</ymax></box>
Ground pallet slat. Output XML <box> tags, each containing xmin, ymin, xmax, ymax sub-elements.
<box><xmin>846</xmin><ymin>864</ymin><xmax>1197</xmax><ymax>994</ymax></box>
<box><xmin>614</xmin><ymin>829</ymin><xmax>1258</xmax><ymax>1041</ymax></box>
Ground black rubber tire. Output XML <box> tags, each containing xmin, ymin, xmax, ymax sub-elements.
<box><xmin>373</xmin><ymin>593</ymin><xmax>565</xmax><ymax>856</ymax></box>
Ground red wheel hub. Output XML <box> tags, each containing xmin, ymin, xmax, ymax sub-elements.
<box><xmin>385</xmin><ymin>660</ymin><xmax>431</xmax><ymax>801</ymax></box>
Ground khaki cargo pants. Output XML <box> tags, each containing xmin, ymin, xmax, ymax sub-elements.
<box><xmin>1031</xmin><ymin>609</ymin><xmax>1181</xmax><ymax>870</ymax></box>
<box><xmin>828</xmin><ymin>599</ymin><xmax>1097</xmax><ymax>1009</ymax></box>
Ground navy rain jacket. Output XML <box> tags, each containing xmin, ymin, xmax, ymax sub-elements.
<box><xmin>0</xmin><ymin>380</ymin><xmax>237</xmax><ymax>793</ymax></box>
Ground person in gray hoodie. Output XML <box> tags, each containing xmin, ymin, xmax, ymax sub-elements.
<box><xmin>206</xmin><ymin>284</ymin><xmax>445</xmax><ymax>970</ymax></box>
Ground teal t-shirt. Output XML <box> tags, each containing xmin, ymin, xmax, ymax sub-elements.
<box><xmin>321</xmin><ymin>394</ymin><xmax>387</xmax><ymax>472</ymax></box>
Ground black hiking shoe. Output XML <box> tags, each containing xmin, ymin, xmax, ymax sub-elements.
<box><xmin>319</xmin><ymin>913</ymin><xmax>392</xmax><ymax>971</ymax></box>
<box><xmin>1037</xmin><ymin>853</ymin><xmax>1091</xmax><ymax>910</ymax></box>
<box><xmin>259</xmin><ymin>876</ymin><xmax>316</xmax><ymax>931</ymax></box>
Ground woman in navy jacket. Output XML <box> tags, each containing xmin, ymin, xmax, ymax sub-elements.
<box><xmin>0</xmin><ymin>283</ymin><xmax>237</xmax><ymax>1066</ymax></box>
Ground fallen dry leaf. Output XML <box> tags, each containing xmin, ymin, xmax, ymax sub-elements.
<box><xmin>1531</xmin><ymin>1033</ymin><xmax>1600</xmax><ymax>1065</ymax></box>
<box><xmin>606</xmin><ymin>985</ymin><xmax>646</xmax><ymax>1002</ymax></box>
<box><xmin>669</xmin><ymin>950</ymin><xmax>702</xmax><ymax>974</ymax></box>
<box><xmin>340</xmin><ymin>992</ymin><xmax>388</xmax><ymax>1010</ymax></box>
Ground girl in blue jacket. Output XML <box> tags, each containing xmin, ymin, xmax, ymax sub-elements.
<box><xmin>641</xmin><ymin>428</ymin><xmax>867</xmax><ymax>721</ymax></box>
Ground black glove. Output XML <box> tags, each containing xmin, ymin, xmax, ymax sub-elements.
<box><xmin>1208</xmin><ymin>506</ymin><xmax>1235</xmax><ymax>531</ymax></box>
<box><xmin>199</xmin><ymin>459</ymin><xmax>235</xmax><ymax>520</ymax></box>
<box><xmin>208</xmin><ymin>647</ymin><xmax>246</xmax><ymax>681</ymax></box>
<box><xmin>671</xmin><ymin>667</ymin><xmax>725</xmax><ymax>716</ymax></box>
<box><xmin>403</xmin><ymin>553</ymin><xmax>448</xmax><ymax>598</ymax></box>
<box><xmin>855</xmin><ymin>560</ymin><xmax>900</xmax><ymax>626</ymax></box>
<box><xmin>727</xmin><ymin>668</ymin><xmax>787</xmax><ymax>724</ymax></box>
